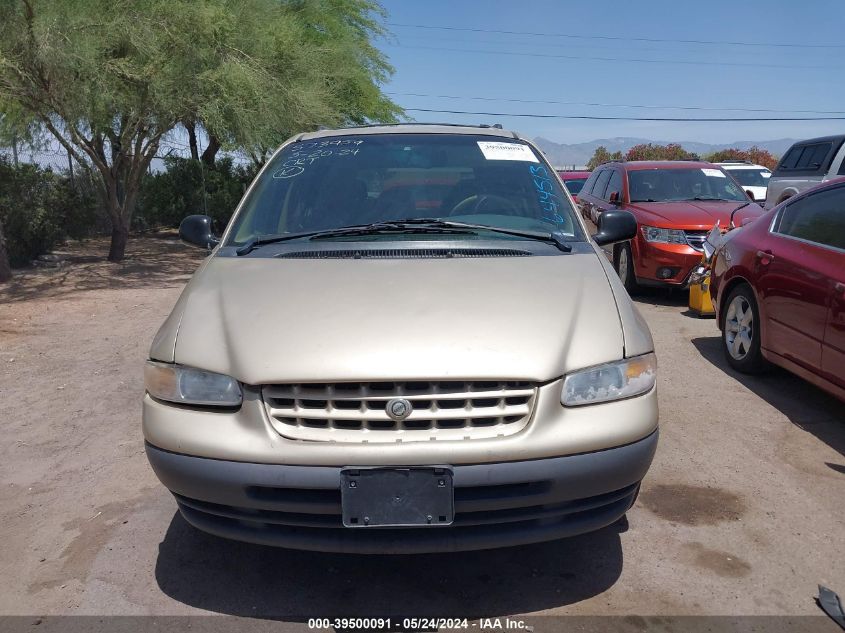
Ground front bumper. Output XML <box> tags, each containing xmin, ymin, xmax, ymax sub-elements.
<box><xmin>634</xmin><ymin>240</ymin><xmax>702</xmax><ymax>287</ymax></box>
<box><xmin>146</xmin><ymin>430</ymin><xmax>658</xmax><ymax>554</ymax></box>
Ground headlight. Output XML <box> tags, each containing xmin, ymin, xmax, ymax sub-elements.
<box><xmin>561</xmin><ymin>353</ymin><xmax>656</xmax><ymax>407</ymax></box>
<box><xmin>144</xmin><ymin>361</ymin><xmax>242</xmax><ymax>407</ymax></box>
<box><xmin>642</xmin><ymin>226</ymin><xmax>687</xmax><ymax>245</ymax></box>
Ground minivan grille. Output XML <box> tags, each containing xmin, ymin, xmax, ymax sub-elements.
<box><xmin>262</xmin><ymin>381</ymin><xmax>537</xmax><ymax>443</ymax></box>
<box><xmin>275</xmin><ymin>249</ymin><xmax>532</xmax><ymax>259</ymax></box>
<box><xmin>684</xmin><ymin>231</ymin><xmax>708</xmax><ymax>251</ymax></box>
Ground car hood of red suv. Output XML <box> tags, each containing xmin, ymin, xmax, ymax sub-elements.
<box><xmin>626</xmin><ymin>200</ymin><xmax>765</xmax><ymax>229</ymax></box>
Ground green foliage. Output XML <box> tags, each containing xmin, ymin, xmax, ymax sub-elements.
<box><xmin>586</xmin><ymin>146</ymin><xmax>623</xmax><ymax>170</ymax></box>
<box><xmin>624</xmin><ymin>143</ymin><xmax>697</xmax><ymax>161</ymax></box>
<box><xmin>0</xmin><ymin>0</ymin><xmax>400</xmax><ymax>260</ymax></box>
<box><xmin>0</xmin><ymin>159</ymin><xmax>97</xmax><ymax>266</ymax></box>
<box><xmin>0</xmin><ymin>99</ymin><xmax>41</xmax><ymax>148</ymax></box>
<box><xmin>704</xmin><ymin>147</ymin><xmax>778</xmax><ymax>170</ymax></box>
<box><xmin>587</xmin><ymin>143</ymin><xmax>777</xmax><ymax>171</ymax></box>
<box><xmin>138</xmin><ymin>157</ymin><xmax>255</xmax><ymax>229</ymax></box>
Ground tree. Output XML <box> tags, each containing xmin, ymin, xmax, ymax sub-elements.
<box><xmin>704</xmin><ymin>146</ymin><xmax>778</xmax><ymax>170</ymax></box>
<box><xmin>0</xmin><ymin>0</ymin><xmax>400</xmax><ymax>262</ymax></box>
<box><xmin>586</xmin><ymin>146</ymin><xmax>623</xmax><ymax>170</ymax></box>
<box><xmin>624</xmin><ymin>143</ymin><xmax>697</xmax><ymax>162</ymax></box>
<box><xmin>176</xmin><ymin>0</ymin><xmax>401</xmax><ymax>168</ymax></box>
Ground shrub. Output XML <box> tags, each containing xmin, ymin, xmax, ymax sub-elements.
<box><xmin>137</xmin><ymin>157</ymin><xmax>255</xmax><ymax>230</ymax></box>
<box><xmin>0</xmin><ymin>159</ymin><xmax>97</xmax><ymax>267</ymax></box>
<box><xmin>704</xmin><ymin>147</ymin><xmax>778</xmax><ymax>170</ymax></box>
<box><xmin>625</xmin><ymin>143</ymin><xmax>697</xmax><ymax>162</ymax></box>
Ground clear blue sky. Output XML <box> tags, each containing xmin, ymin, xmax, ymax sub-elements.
<box><xmin>377</xmin><ymin>0</ymin><xmax>845</xmax><ymax>144</ymax></box>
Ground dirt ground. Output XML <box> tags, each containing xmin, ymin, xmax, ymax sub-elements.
<box><xmin>1</xmin><ymin>236</ymin><xmax>843</xmax><ymax>625</ymax></box>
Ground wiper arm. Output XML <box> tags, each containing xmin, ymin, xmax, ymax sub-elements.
<box><xmin>729</xmin><ymin>202</ymin><xmax>751</xmax><ymax>228</ymax></box>
<box><xmin>236</xmin><ymin>230</ymin><xmax>330</xmax><ymax>255</ymax></box>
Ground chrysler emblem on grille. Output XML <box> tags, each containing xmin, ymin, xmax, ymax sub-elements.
<box><xmin>386</xmin><ymin>398</ymin><xmax>412</xmax><ymax>421</ymax></box>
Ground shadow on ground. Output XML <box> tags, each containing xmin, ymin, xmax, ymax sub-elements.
<box><xmin>155</xmin><ymin>512</ymin><xmax>625</xmax><ymax>618</ymax></box>
<box><xmin>631</xmin><ymin>287</ymin><xmax>692</xmax><ymax>309</ymax></box>
<box><xmin>692</xmin><ymin>336</ymin><xmax>845</xmax><ymax>464</ymax></box>
<box><xmin>0</xmin><ymin>235</ymin><xmax>205</xmax><ymax>303</ymax></box>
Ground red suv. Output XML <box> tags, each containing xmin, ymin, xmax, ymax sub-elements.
<box><xmin>577</xmin><ymin>161</ymin><xmax>764</xmax><ymax>292</ymax></box>
<box><xmin>710</xmin><ymin>179</ymin><xmax>845</xmax><ymax>402</ymax></box>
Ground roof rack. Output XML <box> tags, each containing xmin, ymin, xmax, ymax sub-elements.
<box><xmin>329</xmin><ymin>122</ymin><xmax>508</xmax><ymax>131</ymax></box>
<box><xmin>718</xmin><ymin>159</ymin><xmax>753</xmax><ymax>164</ymax></box>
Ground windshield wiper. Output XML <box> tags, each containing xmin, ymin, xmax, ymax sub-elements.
<box><xmin>308</xmin><ymin>221</ymin><xmax>476</xmax><ymax>242</ymax></box>
<box><xmin>688</xmin><ymin>196</ymin><xmax>735</xmax><ymax>202</ymax></box>
<box><xmin>236</xmin><ymin>218</ymin><xmax>573</xmax><ymax>255</ymax></box>
<box><xmin>234</xmin><ymin>222</ymin><xmax>473</xmax><ymax>255</ymax></box>
<box><xmin>346</xmin><ymin>218</ymin><xmax>573</xmax><ymax>252</ymax></box>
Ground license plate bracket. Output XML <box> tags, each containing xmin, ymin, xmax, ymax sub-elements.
<box><xmin>341</xmin><ymin>467</ymin><xmax>454</xmax><ymax>528</ymax></box>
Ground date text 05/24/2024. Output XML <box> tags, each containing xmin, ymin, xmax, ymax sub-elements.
<box><xmin>307</xmin><ymin>618</ymin><xmax>532</xmax><ymax>631</ymax></box>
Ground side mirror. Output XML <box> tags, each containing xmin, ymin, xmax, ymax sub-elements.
<box><xmin>608</xmin><ymin>191</ymin><xmax>621</xmax><ymax>205</ymax></box>
<box><xmin>593</xmin><ymin>210</ymin><xmax>638</xmax><ymax>246</ymax></box>
<box><xmin>179</xmin><ymin>215</ymin><xmax>220</xmax><ymax>250</ymax></box>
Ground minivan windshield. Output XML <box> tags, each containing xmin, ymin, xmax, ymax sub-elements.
<box><xmin>227</xmin><ymin>134</ymin><xmax>582</xmax><ymax>245</ymax></box>
<box><xmin>628</xmin><ymin>167</ymin><xmax>748</xmax><ymax>203</ymax></box>
<box><xmin>725</xmin><ymin>168</ymin><xmax>771</xmax><ymax>188</ymax></box>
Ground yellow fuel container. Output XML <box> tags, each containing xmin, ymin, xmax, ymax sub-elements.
<box><xmin>688</xmin><ymin>267</ymin><xmax>715</xmax><ymax>317</ymax></box>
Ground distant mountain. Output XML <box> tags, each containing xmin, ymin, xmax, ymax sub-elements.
<box><xmin>534</xmin><ymin>136</ymin><xmax>798</xmax><ymax>169</ymax></box>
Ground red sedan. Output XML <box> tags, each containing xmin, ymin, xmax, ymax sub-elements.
<box><xmin>710</xmin><ymin>178</ymin><xmax>845</xmax><ymax>401</ymax></box>
<box><xmin>557</xmin><ymin>170</ymin><xmax>591</xmax><ymax>203</ymax></box>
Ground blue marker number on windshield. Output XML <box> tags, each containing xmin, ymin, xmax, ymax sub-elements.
<box><xmin>529</xmin><ymin>165</ymin><xmax>565</xmax><ymax>224</ymax></box>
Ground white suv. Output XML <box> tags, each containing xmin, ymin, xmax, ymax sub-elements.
<box><xmin>716</xmin><ymin>161</ymin><xmax>771</xmax><ymax>203</ymax></box>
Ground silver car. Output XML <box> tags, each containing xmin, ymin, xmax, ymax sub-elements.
<box><xmin>765</xmin><ymin>135</ymin><xmax>845</xmax><ymax>208</ymax></box>
<box><xmin>143</xmin><ymin>124</ymin><xmax>658</xmax><ymax>553</ymax></box>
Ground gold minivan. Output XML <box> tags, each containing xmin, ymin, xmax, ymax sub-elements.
<box><xmin>143</xmin><ymin>124</ymin><xmax>658</xmax><ymax>553</ymax></box>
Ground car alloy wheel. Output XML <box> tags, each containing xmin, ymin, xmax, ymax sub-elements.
<box><xmin>725</xmin><ymin>294</ymin><xmax>754</xmax><ymax>360</ymax></box>
<box><xmin>617</xmin><ymin>246</ymin><xmax>629</xmax><ymax>283</ymax></box>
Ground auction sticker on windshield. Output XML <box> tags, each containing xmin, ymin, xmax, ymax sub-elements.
<box><xmin>701</xmin><ymin>168</ymin><xmax>726</xmax><ymax>178</ymax></box>
<box><xmin>477</xmin><ymin>141</ymin><xmax>539</xmax><ymax>162</ymax></box>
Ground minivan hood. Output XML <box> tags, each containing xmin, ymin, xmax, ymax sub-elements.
<box><xmin>627</xmin><ymin>200</ymin><xmax>764</xmax><ymax>229</ymax></box>
<box><xmin>166</xmin><ymin>252</ymin><xmax>626</xmax><ymax>384</ymax></box>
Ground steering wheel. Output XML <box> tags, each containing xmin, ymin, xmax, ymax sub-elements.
<box><xmin>449</xmin><ymin>193</ymin><xmax>521</xmax><ymax>216</ymax></box>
